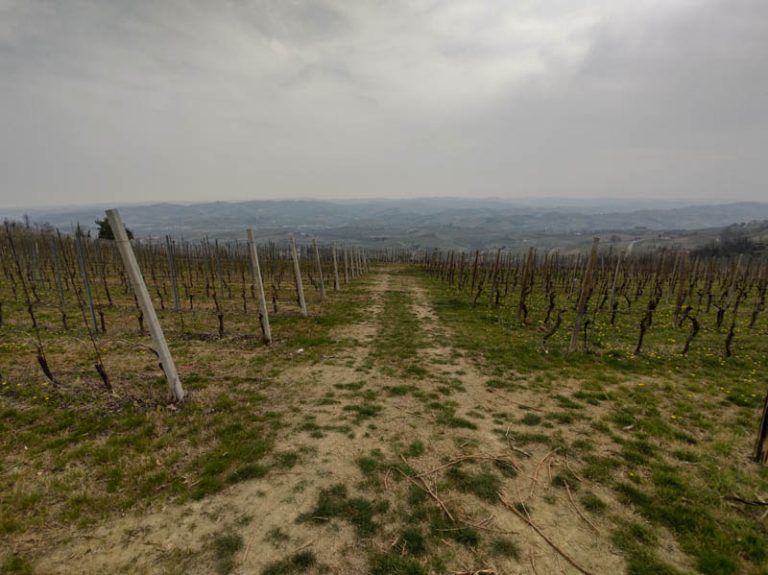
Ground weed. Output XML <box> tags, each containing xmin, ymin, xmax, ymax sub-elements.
<box><xmin>265</xmin><ymin>527</ymin><xmax>290</xmax><ymax>545</ymax></box>
<box><xmin>405</xmin><ymin>440</ymin><xmax>425</xmax><ymax>458</ymax></box>
<box><xmin>446</xmin><ymin>466</ymin><xmax>501</xmax><ymax>502</ymax></box>
<box><xmin>521</xmin><ymin>413</ymin><xmax>542</xmax><ymax>426</ymax></box>
<box><xmin>298</xmin><ymin>484</ymin><xmax>387</xmax><ymax>537</ymax></box>
<box><xmin>261</xmin><ymin>551</ymin><xmax>317</xmax><ymax>575</ymax></box>
<box><xmin>580</xmin><ymin>492</ymin><xmax>608</xmax><ymax>514</ymax></box>
<box><xmin>213</xmin><ymin>532</ymin><xmax>243</xmax><ymax>575</ymax></box>
<box><xmin>369</xmin><ymin>553</ymin><xmax>426</xmax><ymax>575</ymax></box>
<box><xmin>0</xmin><ymin>555</ymin><xmax>32</xmax><ymax>575</ymax></box>
<box><xmin>551</xmin><ymin>468</ymin><xmax>580</xmax><ymax>491</ymax></box>
<box><xmin>489</xmin><ymin>537</ymin><xmax>520</xmax><ymax>559</ymax></box>
<box><xmin>396</xmin><ymin>526</ymin><xmax>427</xmax><ymax>555</ymax></box>
<box><xmin>493</xmin><ymin>459</ymin><xmax>518</xmax><ymax>478</ymax></box>
<box><xmin>357</xmin><ymin>456</ymin><xmax>379</xmax><ymax>476</ymax></box>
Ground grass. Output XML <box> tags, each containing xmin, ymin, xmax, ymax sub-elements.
<box><xmin>6</xmin><ymin>261</ymin><xmax>768</xmax><ymax>574</ymax></box>
<box><xmin>369</xmin><ymin>553</ymin><xmax>426</xmax><ymax>575</ymax></box>
<box><xmin>213</xmin><ymin>532</ymin><xmax>243</xmax><ymax>575</ymax></box>
<box><xmin>298</xmin><ymin>483</ymin><xmax>388</xmax><ymax>538</ymax></box>
<box><xmin>0</xmin><ymin>555</ymin><xmax>32</xmax><ymax>575</ymax></box>
<box><xmin>395</xmin><ymin>526</ymin><xmax>427</xmax><ymax>555</ymax></box>
<box><xmin>404</xmin><ymin>440</ymin><xmax>425</xmax><ymax>458</ymax></box>
<box><xmin>370</xmin><ymin>288</ymin><xmax>429</xmax><ymax>379</ymax></box>
<box><xmin>418</xmin><ymin>267</ymin><xmax>768</xmax><ymax>575</ymax></box>
<box><xmin>261</xmin><ymin>551</ymin><xmax>317</xmax><ymax>575</ymax></box>
<box><xmin>445</xmin><ymin>466</ymin><xmax>502</xmax><ymax>502</ymax></box>
<box><xmin>580</xmin><ymin>492</ymin><xmax>608</xmax><ymax>514</ymax></box>
<box><xmin>489</xmin><ymin>537</ymin><xmax>521</xmax><ymax>559</ymax></box>
<box><xmin>0</xmin><ymin>269</ymin><xmax>372</xmax><ymax>570</ymax></box>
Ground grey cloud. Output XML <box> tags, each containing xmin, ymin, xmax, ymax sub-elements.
<box><xmin>0</xmin><ymin>0</ymin><xmax>766</xmax><ymax>207</ymax></box>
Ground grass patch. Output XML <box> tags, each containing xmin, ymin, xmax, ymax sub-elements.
<box><xmin>298</xmin><ymin>483</ymin><xmax>388</xmax><ymax>537</ymax></box>
<box><xmin>369</xmin><ymin>553</ymin><xmax>427</xmax><ymax>575</ymax></box>
<box><xmin>446</xmin><ymin>466</ymin><xmax>502</xmax><ymax>502</ymax></box>
<box><xmin>261</xmin><ymin>551</ymin><xmax>317</xmax><ymax>575</ymax></box>
<box><xmin>395</xmin><ymin>526</ymin><xmax>427</xmax><ymax>555</ymax></box>
<box><xmin>213</xmin><ymin>532</ymin><xmax>243</xmax><ymax>575</ymax></box>
<box><xmin>489</xmin><ymin>537</ymin><xmax>521</xmax><ymax>559</ymax></box>
<box><xmin>580</xmin><ymin>492</ymin><xmax>608</xmax><ymax>514</ymax></box>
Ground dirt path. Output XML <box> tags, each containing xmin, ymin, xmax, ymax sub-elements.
<box><xmin>35</xmin><ymin>271</ymin><xmax>626</xmax><ymax>575</ymax></box>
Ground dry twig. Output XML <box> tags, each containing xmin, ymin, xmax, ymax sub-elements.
<box><xmin>499</xmin><ymin>493</ymin><xmax>595</xmax><ymax>575</ymax></box>
<box><xmin>530</xmin><ymin>448</ymin><xmax>559</xmax><ymax>499</ymax></box>
<box><xmin>398</xmin><ymin>455</ymin><xmax>455</xmax><ymax>522</ymax></box>
<box><xmin>565</xmin><ymin>483</ymin><xmax>600</xmax><ymax>534</ymax></box>
<box><xmin>415</xmin><ymin>453</ymin><xmax>519</xmax><ymax>478</ymax></box>
<box><xmin>723</xmin><ymin>495</ymin><xmax>768</xmax><ymax>506</ymax></box>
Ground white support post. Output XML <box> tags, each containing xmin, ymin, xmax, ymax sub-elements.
<box><xmin>343</xmin><ymin>245</ymin><xmax>350</xmax><ymax>285</ymax></box>
<box><xmin>312</xmin><ymin>238</ymin><xmax>326</xmax><ymax>300</ymax></box>
<box><xmin>247</xmin><ymin>229</ymin><xmax>272</xmax><ymax>344</ymax></box>
<box><xmin>106</xmin><ymin>209</ymin><xmax>185</xmax><ymax>402</ymax></box>
<box><xmin>289</xmin><ymin>234</ymin><xmax>308</xmax><ymax>316</ymax></box>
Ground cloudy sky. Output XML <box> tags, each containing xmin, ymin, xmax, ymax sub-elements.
<box><xmin>1</xmin><ymin>0</ymin><xmax>766</xmax><ymax>208</ymax></box>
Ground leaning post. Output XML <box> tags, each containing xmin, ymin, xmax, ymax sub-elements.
<box><xmin>289</xmin><ymin>234</ymin><xmax>308</xmax><ymax>316</ymax></box>
<box><xmin>331</xmin><ymin>243</ymin><xmax>340</xmax><ymax>291</ymax></box>
<box><xmin>312</xmin><ymin>238</ymin><xmax>326</xmax><ymax>300</ymax></box>
<box><xmin>106</xmin><ymin>209</ymin><xmax>185</xmax><ymax>402</ymax></box>
<box><xmin>343</xmin><ymin>245</ymin><xmax>350</xmax><ymax>285</ymax></box>
<box><xmin>247</xmin><ymin>229</ymin><xmax>272</xmax><ymax>344</ymax></box>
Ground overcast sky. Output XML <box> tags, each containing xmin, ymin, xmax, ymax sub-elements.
<box><xmin>1</xmin><ymin>0</ymin><xmax>766</xmax><ymax>208</ymax></box>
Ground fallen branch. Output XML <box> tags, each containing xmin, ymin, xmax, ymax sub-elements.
<box><xmin>723</xmin><ymin>495</ymin><xmax>768</xmax><ymax>506</ymax></box>
<box><xmin>499</xmin><ymin>493</ymin><xmax>595</xmax><ymax>575</ymax></box>
<box><xmin>454</xmin><ymin>513</ymin><xmax>517</xmax><ymax>535</ymax></box>
<box><xmin>565</xmin><ymin>483</ymin><xmax>599</xmax><ymax>534</ymax></box>
<box><xmin>529</xmin><ymin>448</ymin><xmax>559</xmax><ymax>499</ymax></box>
<box><xmin>505</xmin><ymin>426</ymin><xmax>532</xmax><ymax>457</ymax></box>
<box><xmin>397</xmin><ymin>455</ymin><xmax>454</xmax><ymax>522</ymax></box>
<box><xmin>415</xmin><ymin>453</ymin><xmax>519</xmax><ymax>478</ymax></box>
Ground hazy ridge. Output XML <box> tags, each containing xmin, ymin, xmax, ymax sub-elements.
<box><xmin>4</xmin><ymin>198</ymin><xmax>768</xmax><ymax>251</ymax></box>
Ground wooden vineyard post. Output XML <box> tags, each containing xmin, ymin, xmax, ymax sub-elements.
<box><xmin>331</xmin><ymin>243</ymin><xmax>340</xmax><ymax>291</ymax></box>
<box><xmin>289</xmin><ymin>234</ymin><xmax>308</xmax><ymax>316</ymax></box>
<box><xmin>247</xmin><ymin>229</ymin><xmax>272</xmax><ymax>344</ymax></box>
<box><xmin>106</xmin><ymin>209</ymin><xmax>185</xmax><ymax>402</ymax></box>
<box><xmin>312</xmin><ymin>238</ymin><xmax>326</xmax><ymax>300</ymax></box>
<box><xmin>569</xmin><ymin>237</ymin><xmax>600</xmax><ymax>353</ymax></box>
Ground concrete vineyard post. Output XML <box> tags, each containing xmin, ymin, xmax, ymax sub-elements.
<box><xmin>343</xmin><ymin>246</ymin><xmax>350</xmax><ymax>285</ymax></box>
<box><xmin>106</xmin><ymin>209</ymin><xmax>185</xmax><ymax>403</ymax></box>
<box><xmin>331</xmin><ymin>243</ymin><xmax>340</xmax><ymax>291</ymax></box>
<box><xmin>289</xmin><ymin>234</ymin><xmax>308</xmax><ymax>316</ymax></box>
<box><xmin>165</xmin><ymin>235</ymin><xmax>180</xmax><ymax>313</ymax></box>
<box><xmin>312</xmin><ymin>238</ymin><xmax>326</xmax><ymax>300</ymax></box>
<box><xmin>247</xmin><ymin>229</ymin><xmax>272</xmax><ymax>344</ymax></box>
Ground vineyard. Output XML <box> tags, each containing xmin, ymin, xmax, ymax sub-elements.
<box><xmin>2</xmin><ymin>216</ymin><xmax>768</xmax><ymax>575</ymax></box>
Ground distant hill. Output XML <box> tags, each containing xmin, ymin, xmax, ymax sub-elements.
<box><xmin>4</xmin><ymin>198</ymin><xmax>768</xmax><ymax>251</ymax></box>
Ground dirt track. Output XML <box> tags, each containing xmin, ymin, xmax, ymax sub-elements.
<box><xmin>35</xmin><ymin>271</ymin><xmax>629</xmax><ymax>575</ymax></box>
